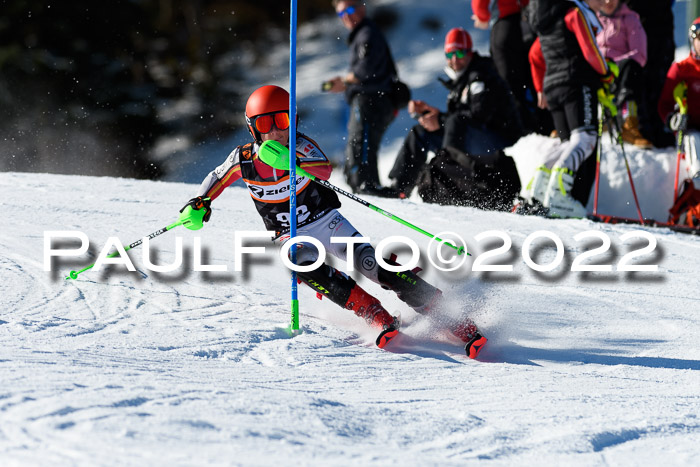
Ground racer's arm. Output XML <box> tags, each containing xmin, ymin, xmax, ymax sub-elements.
<box><xmin>295</xmin><ymin>137</ymin><xmax>333</xmax><ymax>180</ymax></box>
<box><xmin>178</xmin><ymin>147</ymin><xmax>244</xmax><ymax>230</ymax></box>
<box><xmin>198</xmin><ymin>148</ymin><xmax>244</xmax><ymax>200</ymax></box>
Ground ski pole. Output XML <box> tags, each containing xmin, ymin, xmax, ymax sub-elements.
<box><xmin>608</xmin><ymin>114</ymin><xmax>645</xmax><ymax>225</ymax></box>
<box><xmin>65</xmin><ymin>220</ymin><xmax>183</xmax><ymax>280</ymax></box>
<box><xmin>259</xmin><ymin>140</ymin><xmax>468</xmax><ymax>256</ymax></box>
<box><xmin>593</xmin><ymin>104</ymin><xmax>605</xmax><ymax>216</ymax></box>
<box><xmin>673</xmin><ymin>82</ymin><xmax>688</xmax><ymax>203</ymax></box>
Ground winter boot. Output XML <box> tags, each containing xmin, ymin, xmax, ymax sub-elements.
<box><xmin>345</xmin><ymin>284</ymin><xmax>400</xmax><ymax>348</ymax></box>
<box><xmin>527</xmin><ymin>165</ymin><xmax>551</xmax><ymax>204</ymax></box>
<box><xmin>621</xmin><ymin>116</ymin><xmax>652</xmax><ymax>149</ymax></box>
<box><xmin>543</xmin><ymin>167</ymin><xmax>587</xmax><ymax>218</ymax></box>
<box><xmin>514</xmin><ymin>165</ymin><xmax>551</xmax><ymax>215</ymax></box>
<box><xmin>453</xmin><ymin>319</ymin><xmax>488</xmax><ymax>359</ymax></box>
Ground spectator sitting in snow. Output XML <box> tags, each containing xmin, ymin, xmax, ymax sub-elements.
<box><xmin>387</xmin><ymin>27</ymin><xmax>522</xmax><ymax>209</ymax></box>
<box><xmin>595</xmin><ymin>0</ymin><xmax>652</xmax><ymax>148</ymax></box>
<box><xmin>522</xmin><ymin>0</ymin><xmax>610</xmax><ymax>219</ymax></box>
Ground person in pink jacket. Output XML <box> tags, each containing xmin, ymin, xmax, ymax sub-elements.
<box><xmin>596</xmin><ymin>0</ymin><xmax>651</xmax><ymax>147</ymax></box>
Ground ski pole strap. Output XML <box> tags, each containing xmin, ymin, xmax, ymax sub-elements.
<box><xmin>65</xmin><ymin>220</ymin><xmax>183</xmax><ymax>280</ymax></box>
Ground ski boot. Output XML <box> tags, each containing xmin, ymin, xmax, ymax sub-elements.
<box><xmin>378</xmin><ymin>254</ymin><xmax>443</xmax><ymax>315</ymax></box>
<box><xmin>453</xmin><ymin>320</ymin><xmax>488</xmax><ymax>359</ymax></box>
<box><xmin>345</xmin><ymin>284</ymin><xmax>400</xmax><ymax>348</ymax></box>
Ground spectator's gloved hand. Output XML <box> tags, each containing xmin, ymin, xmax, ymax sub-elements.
<box><xmin>597</xmin><ymin>87</ymin><xmax>617</xmax><ymax>118</ymax></box>
<box><xmin>178</xmin><ymin>196</ymin><xmax>212</xmax><ymax>230</ymax></box>
<box><xmin>669</xmin><ymin>112</ymin><xmax>688</xmax><ymax>133</ymax></box>
<box><xmin>673</xmin><ymin>81</ymin><xmax>688</xmax><ymax>115</ymax></box>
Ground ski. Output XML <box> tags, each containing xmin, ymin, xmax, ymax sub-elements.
<box><xmin>587</xmin><ymin>213</ymin><xmax>700</xmax><ymax>235</ymax></box>
<box><xmin>452</xmin><ymin>319</ymin><xmax>487</xmax><ymax>359</ymax></box>
<box><xmin>376</xmin><ymin>326</ymin><xmax>399</xmax><ymax>349</ymax></box>
<box><xmin>464</xmin><ymin>332</ymin><xmax>488</xmax><ymax>359</ymax></box>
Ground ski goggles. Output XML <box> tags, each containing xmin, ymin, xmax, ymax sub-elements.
<box><xmin>251</xmin><ymin>112</ymin><xmax>290</xmax><ymax>134</ymax></box>
<box><xmin>337</xmin><ymin>5</ymin><xmax>356</xmax><ymax>17</ymax></box>
<box><xmin>691</xmin><ymin>23</ymin><xmax>700</xmax><ymax>39</ymax></box>
<box><xmin>445</xmin><ymin>49</ymin><xmax>468</xmax><ymax>59</ymax></box>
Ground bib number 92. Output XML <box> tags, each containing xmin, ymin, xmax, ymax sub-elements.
<box><xmin>276</xmin><ymin>205</ymin><xmax>310</xmax><ymax>228</ymax></box>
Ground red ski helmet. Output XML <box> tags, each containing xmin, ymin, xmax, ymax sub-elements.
<box><xmin>689</xmin><ymin>17</ymin><xmax>700</xmax><ymax>60</ymax></box>
<box><xmin>444</xmin><ymin>27</ymin><xmax>472</xmax><ymax>54</ymax></box>
<box><xmin>245</xmin><ymin>85</ymin><xmax>292</xmax><ymax>143</ymax></box>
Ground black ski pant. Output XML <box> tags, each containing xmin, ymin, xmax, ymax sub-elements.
<box><xmin>545</xmin><ymin>83</ymin><xmax>598</xmax><ymax>141</ymax></box>
<box><xmin>389</xmin><ymin>116</ymin><xmax>516</xmax><ymax>194</ymax></box>
<box><xmin>389</xmin><ymin>124</ymin><xmax>444</xmax><ymax>193</ymax></box>
<box><xmin>641</xmin><ymin>36</ymin><xmax>675</xmax><ymax>147</ymax></box>
<box><xmin>344</xmin><ymin>92</ymin><xmax>395</xmax><ymax>191</ymax></box>
<box><xmin>545</xmin><ymin>83</ymin><xmax>599</xmax><ymax>205</ymax></box>
<box><xmin>491</xmin><ymin>13</ymin><xmax>540</xmax><ymax>134</ymax></box>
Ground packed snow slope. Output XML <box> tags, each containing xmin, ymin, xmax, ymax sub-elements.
<box><xmin>1</xmin><ymin>169</ymin><xmax>700</xmax><ymax>465</ymax></box>
<box><xmin>3</xmin><ymin>0</ymin><xmax>700</xmax><ymax>465</ymax></box>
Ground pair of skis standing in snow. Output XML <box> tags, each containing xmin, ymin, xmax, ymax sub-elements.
<box><xmin>178</xmin><ymin>85</ymin><xmax>487</xmax><ymax>358</ymax></box>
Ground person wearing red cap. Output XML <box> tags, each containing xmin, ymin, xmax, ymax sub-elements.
<box><xmin>523</xmin><ymin>0</ymin><xmax>611</xmax><ymax>218</ymax></box>
<box><xmin>387</xmin><ymin>27</ymin><xmax>523</xmax><ymax>208</ymax></box>
<box><xmin>658</xmin><ymin>17</ymin><xmax>700</xmax><ymax>193</ymax></box>
<box><xmin>176</xmin><ymin>84</ymin><xmax>487</xmax><ymax>358</ymax></box>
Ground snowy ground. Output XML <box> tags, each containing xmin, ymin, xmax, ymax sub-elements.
<box><xmin>2</xmin><ymin>169</ymin><xmax>700</xmax><ymax>465</ymax></box>
<box><xmin>3</xmin><ymin>0</ymin><xmax>700</xmax><ymax>465</ymax></box>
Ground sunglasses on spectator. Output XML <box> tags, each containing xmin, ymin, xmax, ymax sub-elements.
<box><xmin>445</xmin><ymin>49</ymin><xmax>468</xmax><ymax>59</ymax></box>
<box><xmin>252</xmin><ymin>112</ymin><xmax>290</xmax><ymax>134</ymax></box>
<box><xmin>337</xmin><ymin>6</ymin><xmax>356</xmax><ymax>17</ymax></box>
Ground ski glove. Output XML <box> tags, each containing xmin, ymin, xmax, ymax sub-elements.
<box><xmin>669</xmin><ymin>112</ymin><xmax>688</xmax><ymax>133</ymax></box>
<box><xmin>178</xmin><ymin>196</ymin><xmax>212</xmax><ymax>230</ymax></box>
<box><xmin>673</xmin><ymin>81</ymin><xmax>688</xmax><ymax>114</ymax></box>
<box><xmin>597</xmin><ymin>87</ymin><xmax>617</xmax><ymax>118</ymax></box>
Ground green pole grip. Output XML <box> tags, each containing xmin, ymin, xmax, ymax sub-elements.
<box><xmin>291</xmin><ymin>299</ymin><xmax>299</xmax><ymax>331</ymax></box>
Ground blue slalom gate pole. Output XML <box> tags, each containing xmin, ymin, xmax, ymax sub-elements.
<box><xmin>289</xmin><ymin>0</ymin><xmax>299</xmax><ymax>332</ymax></box>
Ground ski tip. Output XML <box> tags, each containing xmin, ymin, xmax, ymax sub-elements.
<box><xmin>465</xmin><ymin>334</ymin><xmax>487</xmax><ymax>359</ymax></box>
<box><xmin>376</xmin><ymin>327</ymin><xmax>399</xmax><ymax>349</ymax></box>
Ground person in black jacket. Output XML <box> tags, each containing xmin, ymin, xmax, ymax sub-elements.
<box><xmin>326</xmin><ymin>0</ymin><xmax>398</xmax><ymax>197</ymax></box>
<box><xmin>387</xmin><ymin>27</ymin><xmax>523</xmax><ymax>206</ymax></box>
<box><xmin>626</xmin><ymin>0</ymin><xmax>675</xmax><ymax>147</ymax></box>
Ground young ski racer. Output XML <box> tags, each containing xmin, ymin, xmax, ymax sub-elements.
<box><xmin>177</xmin><ymin>85</ymin><xmax>487</xmax><ymax>358</ymax></box>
